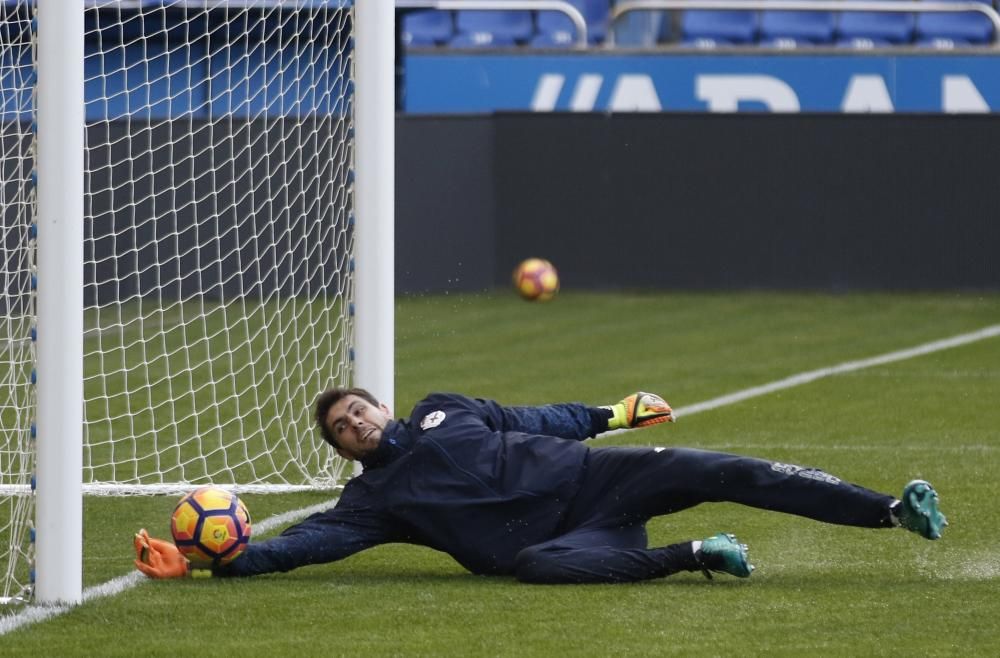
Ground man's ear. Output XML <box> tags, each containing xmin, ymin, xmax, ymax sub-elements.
<box><xmin>379</xmin><ymin>403</ymin><xmax>392</xmax><ymax>418</ymax></box>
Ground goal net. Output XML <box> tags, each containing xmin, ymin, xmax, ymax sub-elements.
<box><xmin>2</xmin><ymin>0</ymin><xmax>368</xmax><ymax>606</ymax></box>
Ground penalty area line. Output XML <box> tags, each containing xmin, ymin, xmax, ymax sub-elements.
<box><xmin>0</xmin><ymin>497</ymin><xmax>340</xmax><ymax>637</ymax></box>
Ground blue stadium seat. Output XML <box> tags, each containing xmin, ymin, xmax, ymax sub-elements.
<box><xmin>401</xmin><ymin>9</ymin><xmax>454</xmax><ymax>47</ymax></box>
<box><xmin>532</xmin><ymin>0</ymin><xmax>610</xmax><ymax>47</ymax></box>
<box><xmin>915</xmin><ymin>0</ymin><xmax>995</xmax><ymax>47</ymax></box>
<box><xmin>451</xmin><ymin>10</ymin><xmax>534</xmax><ymax>47</ymax></box>
<box><xmin>680</xmin><ymin>10</ymin><xmax>758</xmax><ymax>46</ymax></box>
<box><xmin>532</xmin><ymin>16</ymin><xmax>578</xmax><ymax>47</ymax></box>
<box><xmin>759</xmin><ymin>7</ymin><xmax>836</xmax><ymax>46</ymax></box>
<box><xmin>837</xmin><ymin>7</ymin><xmax>916</xmax><ymax>46</ymax></box>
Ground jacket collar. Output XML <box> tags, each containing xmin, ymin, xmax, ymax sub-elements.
<box><xmin>359</xmin><ymin>420</ymin><xmax>414</xmax><ymax>471</ymax></box>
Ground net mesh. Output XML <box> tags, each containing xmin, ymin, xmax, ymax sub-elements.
<box><xmin>2</xmin><ymin>0</ymin><xmax>356</xmax><ymax>605</ymax></box>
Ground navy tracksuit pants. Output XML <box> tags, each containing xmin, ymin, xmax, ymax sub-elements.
<box><xmin>513</xmin><ymin>447</ymin><xmax>897</xmax><ymax>584</ymax></box>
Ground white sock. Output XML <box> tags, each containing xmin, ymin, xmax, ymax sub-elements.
<box><xmin>691</xmin><ymin>540</ymin><xmax>703</xmax><ymax>555</ymax></box>
<box><xmin>889</xmin><ymin>499</ymin><xmax>902</xmax><ymax>527</ymax></box>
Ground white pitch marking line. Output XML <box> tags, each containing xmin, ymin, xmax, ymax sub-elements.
<box><xmin>597</xmin><ymin>323</ymin><xmax>1000</xmax><ymax>438</ymax></box>
<box><xmin>704</xmin><ymin>442</ymin><xmax>998</xmax><ymax>453</ymax></box>
<box><xmin>4</xmin><ymin>322</ymin><xmax>1000</xmax><ymax>633</ymax></box>
<box><xmin>673</xmin><ymin>324</ymin><xmax>1000</xmax><ymax>419</ymax></box>
<box><xmin>0</xmin><ymin>497</ymin><xmax>339</xmax><ymax>636</ymax></box>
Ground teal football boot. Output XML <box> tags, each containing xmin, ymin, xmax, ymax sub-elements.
<box><xmin>899</xmin><ymin>480</ymin><xmax>948</xmax><ymax>540</ymax></box>
<box><xmin>696</xmin><ymin>533</ymin><xmax>754</xmax><ymax>579</ymax></box>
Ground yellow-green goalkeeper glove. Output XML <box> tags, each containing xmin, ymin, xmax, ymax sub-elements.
<box><xmin>133</xmin><ymin>528</ymin><xmax>191</xmax><ymax>579</ymax></box>
<box><xmin>602</xmin><ymin>392</ymin><xmax>674</xmax><ymax>430</ymax></box>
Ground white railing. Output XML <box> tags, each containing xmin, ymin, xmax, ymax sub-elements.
<box><xmin>610</xmin><ymin>0</ymin><xmax>1000</xmax><ymax>47</ymax></box>
<box><xmin>397</xmin><ymin>0</ymin><xmax>590</xmax><ymax>47</ymax></box>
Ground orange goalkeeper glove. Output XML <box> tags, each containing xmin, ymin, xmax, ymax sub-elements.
<box><xmin>603</xmin><ymin>392</ymin><xmax>674</xmax><ymax>430</ymax></box>
<box><xmin>133</xmin><ymin>529</ymin><xmax>189</xmax><ymax>579</ymax></box>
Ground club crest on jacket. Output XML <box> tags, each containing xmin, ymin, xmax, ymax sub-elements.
<box><xmin>420</xmin><ymin>410</ymin><xmax>446</xmax><ymax>430</ymax></box>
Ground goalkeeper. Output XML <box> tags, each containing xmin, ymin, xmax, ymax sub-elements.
<box><xmin>135</xmin><ymin>389</ymin><xmax>947</xmax><ymax>583</ymax></box>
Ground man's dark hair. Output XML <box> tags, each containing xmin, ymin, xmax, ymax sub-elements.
<box><xmin>314</xmin><ymin>387</ymin><xmax>381</xmax><ymax>448</ymax></box>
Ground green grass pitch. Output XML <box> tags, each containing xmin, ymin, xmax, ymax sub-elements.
<box><xmin>3</xmin><ymin>290</ymin><xmax>999</xmax><ymax>655</ymax></box>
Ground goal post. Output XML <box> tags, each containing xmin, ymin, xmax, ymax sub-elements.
<box><xmin>34</xmin><ymin>0</ymin><xmax>85</xmax><ymax>607</ymax></box>
<box><xmin>354</xmin><ymin>0</ymin><xmax>395</xmax><ymax>414</ymax></box>
<box><xmin>1</xmin><ymin>0</ymin><xmax>394</xmax><ymax>608</ymax></box>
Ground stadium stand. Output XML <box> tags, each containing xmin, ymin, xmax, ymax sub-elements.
<box><xmin>11</xmin><ymin>1</ymin><xmax>996</xmax><ymax>69</ymax></box>
<box><xmin>656</xmin><ymin>0</ymin><xmax>997</xmax><ymax>47</ymax></box>
<box><xmin>392</xmin><ymin>0</ymin><xmax>998</xmax><ymax>49</ymax></box>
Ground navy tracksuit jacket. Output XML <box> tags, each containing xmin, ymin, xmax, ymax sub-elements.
<box><xmin>217</xmin><ymin>393</ymin><xmax>896</xmax><ymax>583</ymax></box>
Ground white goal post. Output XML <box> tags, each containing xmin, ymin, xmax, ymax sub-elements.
<box><xmin>1</xmin><ymin>0</ymin><xmax>394</xmax><ymax>607</ymax></box>
<box><xmin>33</xmin><ymin>0</ymin><xmax>85</xmax><ymax>608</ymax></box>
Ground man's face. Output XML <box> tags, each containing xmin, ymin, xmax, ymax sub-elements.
<box><xmin>325</xmin><ymin>394</ymin><xmax>392</xmax><ymax>461</ymax></box>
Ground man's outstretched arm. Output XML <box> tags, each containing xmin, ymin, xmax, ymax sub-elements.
<box><xmin>135</xmin><ymin>506</ymin><xmax>392</xmax><ymax>579</ymax></box>
<box><xmin>452</xmin><ymin>391</ymin><xmax>673</xmax><ymax>441</ymax></box>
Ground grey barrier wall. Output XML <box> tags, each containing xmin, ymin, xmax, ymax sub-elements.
<box><xmin>401</xmin><ymin>113</ymin><xmax>1000</xmax><ymax>292</ymax></box>
<box><xmin>396</xmin><ymin>115</ymin><xmax>496</xmax><ymax>294</ymax></box>
<box><xmin>6</xmin><ymin>113</ymin><xmax>994</xmax><ymax>308</ymax></box>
